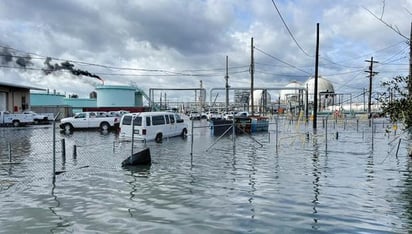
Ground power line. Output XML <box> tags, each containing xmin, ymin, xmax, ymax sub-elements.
<box><xmin>254</xmin><ymin>46</ymin><xmax>311</xmax><ymax>75</ymax></box>
<box><xmin>319</xmin><ymin>40</ymin><xmax>406</xmax><ymax>67</ymax></box>
<box><xmin>0</xmin><ymin>44</ymin><xmax>248</xmax><ymax>77</ymax></box>
<box><xmin>270</xmin><ymin>0</ymin><xmax>311</xmax><ymax>57</ymax></box>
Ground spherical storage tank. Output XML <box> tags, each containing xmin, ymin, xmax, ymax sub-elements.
<box><xmin>305</xmin><ymin>76</ymin><xmax>334</xmax><ymax>102</ymax></box>
<box><xmin>95</xmin><ymin>85</ymin><xmax>137</xmax><ymax>107</ymax></box>
<box><xmin>280</xmin><ymin>81</ymin><xmax>303</xmax><ymax>102</ymax></box>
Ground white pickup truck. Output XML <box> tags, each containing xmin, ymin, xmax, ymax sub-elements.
<box><xmin>21</xmin><ymin>110</ymin><xmax>53</xmax><ymax>124</ymax></box>
<box><xmin>59</xmin><ymin>111</ymin><xmax>120</xmax><ymax>131</ymax></box>
<box><xmin>0</xmin><ymin>111</ymin><xmax>34</xmax><ymax>127</ymax></box>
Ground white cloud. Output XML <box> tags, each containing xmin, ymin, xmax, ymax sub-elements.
<box><xmin>0</xmin><ymin>0</ymin><xmax>409</xmax><ymax>102</ymax></box>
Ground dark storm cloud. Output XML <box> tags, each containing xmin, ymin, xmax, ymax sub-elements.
<box><xmin>0</xmin><ymin>0</ymin><xmax>234</xmax><ymax>58</ymax></box>
<box><xmin>1</xmin><ymin>0</ymin><xmax>409</xmax><ymax>99</ymax></box>
<box><xmin>124</xmin><ymin>2</ymin><xmax>235</xmax><ymax>55</ymax></box>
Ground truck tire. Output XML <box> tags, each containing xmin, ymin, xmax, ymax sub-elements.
<box><xmin>63</xmin><ymin>123</ymin><xmax>73</xmax><ymax>132</ymax></box>
<box><xmin>12</xmin><ymin>120</ymin><xmax>20</xmax><ymax>127</ymax></box>
<box><xmin>100</xmin><ymin>122</ymin><xmax>110</xmax><ymax>131</ymax></box>
<box><xmin>181</xmin><ymin>128</ymin><xmax>188</xmax><ymax>137</ymax></box>
<box><xmin>155</xmin><ymin>133</ymin><xmax>163</xmax><ymax>143</ymax></box>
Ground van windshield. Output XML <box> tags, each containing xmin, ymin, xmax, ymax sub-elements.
<box><xmin>122</xmin><ymin>115</ymin><xmax>142</xmax><ymax>126</ymax></box>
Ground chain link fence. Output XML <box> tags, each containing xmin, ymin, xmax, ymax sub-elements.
<box><xmin>0</xmin><ymin>116</ymin><xmax>408</xmax><ymax>192</ymax></box>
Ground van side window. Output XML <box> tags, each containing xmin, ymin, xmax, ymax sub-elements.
<box><xmin>122</xmin><ymin>116</ymin><xmax>132</xmax><ymax>125</ymax></box>
<box><xmin>133</xmin><ymin>116</ymin><xmax>142</xmax><ymax>126</ymax></box>
<box><xmin>165</xmin><ymin>115</ymin><xmax>170</xmax><ymax>124</ymax></box>
<box><xmin>152</xmin><ymin>115</ymin><xmax>165</xmax><ymax>125</ymax></box>
<box><xmin>175</xmin><ymin>114</ymin><xmax>184</xmax><ymax>123</ymax></box>
<box><xmin>169</xmin><ymin>114</ymin><xmax>175</xmax><ymax>124</ymax></box>
<box><xmin>146</xmin><ymin>116</ymin><xmax>151</xmax><ymax>126</ymax></box>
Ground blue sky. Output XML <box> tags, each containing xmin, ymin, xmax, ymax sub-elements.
<box><xmin>0</xmin><ymin>0</ymin><xmax>410</xmax><ymax>102</ymax></box>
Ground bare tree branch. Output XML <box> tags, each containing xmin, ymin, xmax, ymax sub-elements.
<box><xmin>405</xmin><ymin>8</ymin><xmax>412</xmax><ymax>16</ymax></box>
<box><xmin>380</xmin><ymin>0</ymin><xmax>385</xmax><ymax>19</ymax></box>
<box><xmin>363</xmin><ymin>7</ymin><xmax>408</xmax><ymax>40</ymax></box>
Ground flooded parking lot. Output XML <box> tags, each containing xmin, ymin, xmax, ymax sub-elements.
<box><xmin>1</xmin><ymin>118</ymin><xmax>412</xmax><ymax>233</ymax></box>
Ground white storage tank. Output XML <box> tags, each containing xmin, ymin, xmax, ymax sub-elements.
<box><xmin>95</xmin><ymin>85</ymin><xmax>136</xmax><ymax>107</ymax></box>
<box><xmin>251</xmin><ymin>89</ymin><xmax>271</xmax><ymax>113</ymax></box>
<box><xmin>280</xmin><ymin>81</ymin><xmax>303</xmax><ymax>102</ymax></box>
<box><xmin>305</xmin><ymin>76</ymin><xmax>334</xmax><ymax>102</ymax></box>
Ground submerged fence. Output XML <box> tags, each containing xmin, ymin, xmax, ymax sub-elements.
<box><xmin>0</xmin><ymin>114</ymin><xmax>409</xmax><ymax>191</ymax></box>
<box><xmin>189</xmin><ymin>115</ymin><xmax>406</xmax><ymax>156</ymax></box>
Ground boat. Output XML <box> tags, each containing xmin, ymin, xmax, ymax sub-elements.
<box><xmin>210</xmin><ymin>115</ymin><xmax>268</xmax><ymax>136</ymax></box>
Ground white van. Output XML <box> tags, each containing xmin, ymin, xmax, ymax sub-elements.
<box><xmin>119</xmin><ymin>112</ymin><xmax>188</xmax><ymax>142</ymax></box>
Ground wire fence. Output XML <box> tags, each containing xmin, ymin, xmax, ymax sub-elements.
<box><xmin>189</xmin><ymin>115</ymin><xmax>406</xmax><ymax>155</ymax></box>
<box><xmin>0</xmin><ymin>116</ymin><xmax>409</xmax><ymax>192</ymax></box>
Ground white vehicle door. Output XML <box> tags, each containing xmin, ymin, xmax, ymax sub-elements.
<box><xmin>72</xmin><ymin>112</ymin><xmax>88</xmax><ymax>128</ymax></box>
<box><xmin>164</xmin><ymin>114</ymin><xmax>173</xmax><ymax>137</ymax></box>
<box><xmin>87</xmin><ymin>112</ymin><xmax>97</xmax><ymax>128</ymax></box>
<box><xmin>169</xmin><ymin>114</ymin><xmax>177</xmax><ymax>136</ymax></box>
<box><xmin>151</xmin><ymin>114</ymin><xmax>166</xmax><ymax>140</ymax></box>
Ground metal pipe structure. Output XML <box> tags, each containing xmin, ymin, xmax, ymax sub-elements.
<box><xmin>149</xmin><ymin>88</ymin><xmax>207</xmax><ymax>110</ymax></box>
<box><xmin>209</xmin><ymin>87</ymin><xmax>307</xmax><ymax>113</ymax></box>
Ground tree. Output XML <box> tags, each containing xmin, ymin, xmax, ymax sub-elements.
<box><xmin>376</xmin><ymin>75</ymin><xmax>412</xmax><ymax>129</ymax></box>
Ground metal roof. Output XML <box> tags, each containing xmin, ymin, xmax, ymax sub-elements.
<box><xmin>0</xmin><ymin>81</ymin><xmax>46</xmax><ymax>91</ymax></box>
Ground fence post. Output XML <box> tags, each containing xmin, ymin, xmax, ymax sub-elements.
<box><xmin>275</xmin><ymin>114</ymin><xmax>279</xmax><ymax>153</ymax></box>
<box><xmin>190</xmin><ymin>119</ymin><xmax>194</xmax><ymax>163</ymax></box>
<box><xmin>73</xmin><ymin>145</ymin><xmax>77</xmax><ymax>159</ymax></box>
<box><xmin>325</xmin><ymin>116</ymin><xmax>328</xmax><ymax>151</ymax></box>
<box><xmin>8</xmin><ymin>143</ymin><xmax>11</xmax><ymax>162</ymax></box>
<box><xmin>61</xmin><ymin>139</ymin><xmax>66</xmax><ymax>163</ymax></box>
<box><xmin>343</xmin><ymin>118</ymin><xmax>347</xmax><ymax>130</ymax></box>
<box><xmin>395</xmin><ymin>138</ymin><xmax>402</xmax><ymax>158</ymax></box>
<box><xmin>52</xmin><ymin>116</ymin><xmax>56</xmax><ymax>179</ymax></box>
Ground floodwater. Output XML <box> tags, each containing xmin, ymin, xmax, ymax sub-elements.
<box><xmin>0</xmin><ymin>117</ymin><xmax>412</xmax><ymax>233</ymax></box>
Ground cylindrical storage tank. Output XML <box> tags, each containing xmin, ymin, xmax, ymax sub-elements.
<box><xmin>95</xmin><ymin>85</ymin><xmax>136</xmax><ymax>107</ymax></box>
<box><xmin>135</xmin><ymin>91</ymin><xmax>143</xmax><ymax>107</ymax></box>
<box><xmin>252</xmin><ymin>90</ymin><xmax>271</xmax><ymax>106</ymax></box>
<box><xmin>250</xmin><ymin>90</ymin><xmax>271</xmax><ymax>113</ymax></box>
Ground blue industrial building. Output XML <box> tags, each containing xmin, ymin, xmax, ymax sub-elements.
<box><xmin>30</xmin><ymin>85</ymin><xmax>146</xmax><ymax>116</ymax></box>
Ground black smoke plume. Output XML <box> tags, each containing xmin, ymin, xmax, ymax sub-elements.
<box><xmin>43</xmin><ymin>57</ymin><xmax>104</xmax><ymax>83</ymax></box>
<box><xmin>0</xmin><ymin>47</ymin><xmax>32</xmax><ymax>68</ymax></box>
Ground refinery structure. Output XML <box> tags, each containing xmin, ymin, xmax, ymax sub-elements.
<box><xmin>27</xmin><ymin>74</ymin><xmax>380</xmax><ymax>119</ymax></box>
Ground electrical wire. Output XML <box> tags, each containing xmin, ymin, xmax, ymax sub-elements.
<box><xmin>0</xmin><ymin>44</ymin><xmax>250</xmax><ymax>77</ymax></box>
<box><xmin>270</xmin><ymin>0</ymin><xmax>311</xmax><ymax>57</ymax></box>
<box><xmin>254</xmin><ymin>46</ymin><xmax>312</xmax><ymax>75</ymax></box>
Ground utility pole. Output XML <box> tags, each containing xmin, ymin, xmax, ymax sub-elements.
<box><xmin>365</xmin><ymin>57</ymin><xmax>379</xmax><ymax>115</ymax></box>
<box><xmin>409</xmin><ymin>22</ymin><xmax>412</xmax><ymax>98</ymax></box>
<box><xmin>225</xmin><ymin>56</ymin><xmax>229</xmax><ymax>113</ymax></box>
<box><xmin>250</xmin><ymin>37</ymin><xmax>254</xmax><ymax>116</ymax></box>
<box><xmin>313</xmin><ymin>23</ymin><xmax>319</xmax><ymax>130</ymax></box>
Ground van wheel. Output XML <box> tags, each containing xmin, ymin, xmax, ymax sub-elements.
<box><xmin>181</xmin><ymin>128</ymin><xmax>188</xmax><ymax>137</ymax></box>
<box><xmin>12</xmin><ymin>120</ymin><xmax>20</xmax><ymax>127</ymax></box>
<box><xmin>155</xmin><ymin>133</ymin><xmax>163</xmax><ymax>143</ymax></box>
<box><xmin>100</xmin><ymin>122</ymin><xmax>110</xmax><ymax>131</ymax></box>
